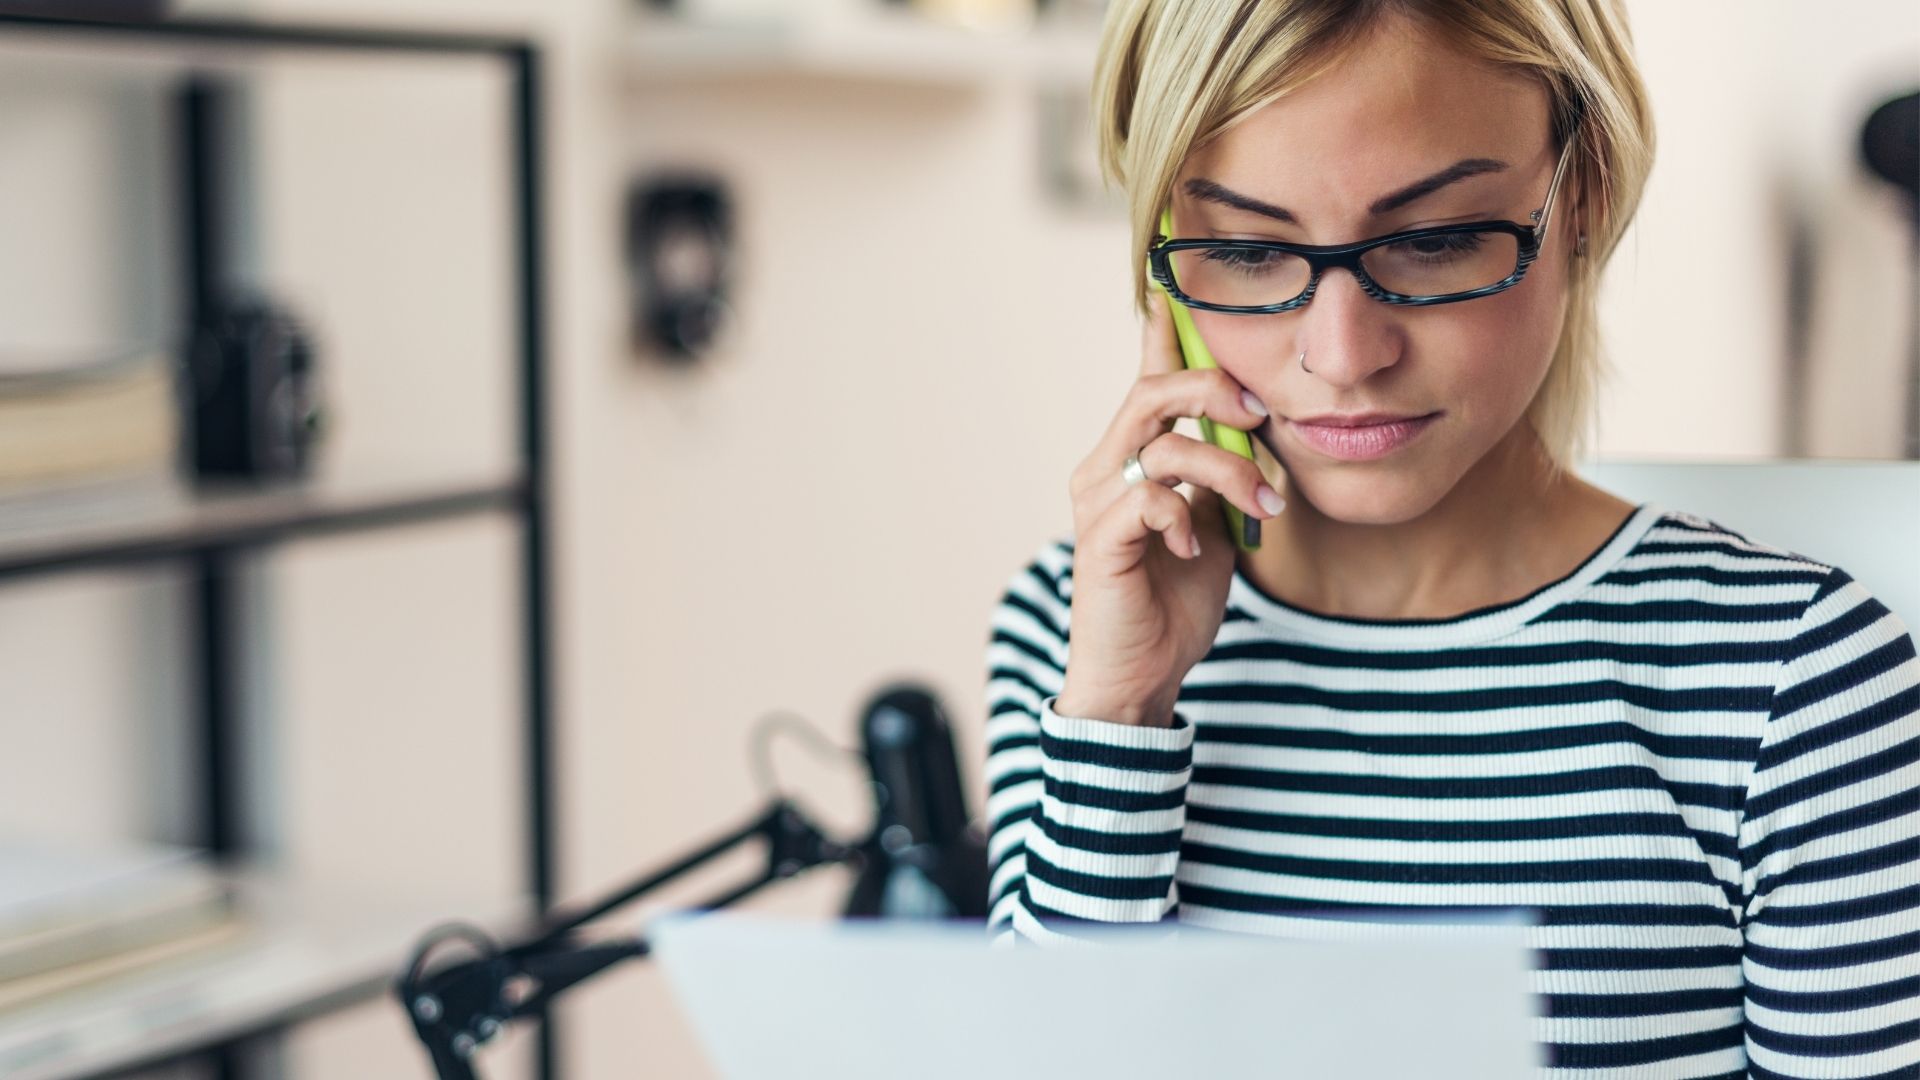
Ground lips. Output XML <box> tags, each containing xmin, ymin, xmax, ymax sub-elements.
<box><xmin>1293</xmin><ymin>411</ymin><xmax>1432</xmax><ymax>427</ymax></box>
<box><xmin>1286</xmin><ymin>412</ymin><xmax>1439</xmax><ymax>461</ymax></box>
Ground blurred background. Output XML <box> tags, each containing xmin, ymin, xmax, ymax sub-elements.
<box><xmin>0</xmin><ymin>0</ymin><xmax>1913</xmax><ymax>1077</ymax></box>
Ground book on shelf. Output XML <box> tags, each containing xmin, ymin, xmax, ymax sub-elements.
<box><xmin>0</xmin><ymin>349</ymin><xmax>181</xmax><ymax>495</ymax></box>
<box><xmin>0</xmin><ymin>836</ymin><xmax>244</xmax><ymax>1012</ymax></box>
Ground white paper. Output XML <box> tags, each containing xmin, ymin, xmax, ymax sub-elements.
<box><xmin>647</xmin><ymin>910</ymin><xmax>1545</xmax><ymax>1080</ymax></box>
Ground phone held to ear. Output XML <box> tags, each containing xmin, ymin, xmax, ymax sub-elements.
<box><xmin>1151</xmin><ymin>207</ymin><xmax>1262</xmax><ymax>552</ymax></box>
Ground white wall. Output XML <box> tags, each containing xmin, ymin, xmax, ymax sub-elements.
<box><xmin>1596</xmin><ymin>0</ymin><xmax>1918</xmax><ymax>459</ymax></box>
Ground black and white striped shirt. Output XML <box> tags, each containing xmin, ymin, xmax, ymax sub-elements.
<box><xmin>983</xmin><ymin>503</ymin><xmax>1920</xmax><ymax>1079</ymax></box>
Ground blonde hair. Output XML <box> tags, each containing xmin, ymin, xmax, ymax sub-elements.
<box><xmin>1091</xmin><ymin>0</ymin><xmax>1655</xmax><ymax>471</ymax></box>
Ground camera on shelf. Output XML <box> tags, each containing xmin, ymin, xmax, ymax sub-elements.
<box><xmin>184</xmin><ymin>295</ymin><xmax>324</xmax><ymax>481</ymax></box>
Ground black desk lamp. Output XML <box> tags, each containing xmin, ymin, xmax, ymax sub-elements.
<box><xmin>394</xmin><ymin>682</ymin><xmax>989</xmax><ymax>1079</ymax></box>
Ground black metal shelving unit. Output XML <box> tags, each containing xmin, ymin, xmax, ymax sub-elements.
<box><xmin>0</xmin><ymin>13</ymin><xmax>556</xmax><ymax>1080</ymax></box>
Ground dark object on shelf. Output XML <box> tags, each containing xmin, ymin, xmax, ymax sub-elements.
<box><xmin>186</xmin><ymin>296</ymin><xmax>325</xmax><ymax>480</ymax></box>
<box><xmin>399</xmin><ymin>680</ymin><xmax>988</xmax><ymax>1079</ymax></box>
<box><xmin>626</xmin><ymin>172</ymin><xmax>733</xmax><ymax>361</ymax></box>
<box><xmin>176</xmin><ymin>75</ymin><xmax>326</xmax><ymax>481</ymax></box>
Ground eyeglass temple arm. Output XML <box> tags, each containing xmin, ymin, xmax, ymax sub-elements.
<box><xmin>1530</xmin><ymin>126</ymin><xmax>1580</xmax><ymax>230</ymax></box>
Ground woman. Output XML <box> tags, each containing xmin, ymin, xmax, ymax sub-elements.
<box><xmin>983</xmin><ymin>1</ymin><xmax>1920</xmax><ymax>1077</ymax></box>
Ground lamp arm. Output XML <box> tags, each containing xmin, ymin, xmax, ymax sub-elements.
<box><xmin>395</xmin><ymin>798</ymin><xmax>857</xmax><ymax>1080</ymax></box>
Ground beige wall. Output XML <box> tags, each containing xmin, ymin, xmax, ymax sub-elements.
<box><xmin>0</xmin><ymin>1</ymin><xmax>1913</xmax><ymax>1078</ymax></box>
<box><xmin>1595</xmin><ymin>0</ymin><xmax>1918</xmax><ymax>459</ymax></box>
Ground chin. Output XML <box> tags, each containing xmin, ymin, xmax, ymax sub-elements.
<box><xmin>1278</xmin><ymin>457</ymin><xmax>1454</xmax><ymax>526</ymax></box>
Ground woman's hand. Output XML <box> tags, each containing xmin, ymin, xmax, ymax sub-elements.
<box><xmin>1055</xmin><ymin>289</ymin><xmax>1288</xmax><ymax>728</ymax></box>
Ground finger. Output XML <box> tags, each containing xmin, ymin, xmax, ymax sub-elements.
<box><xmin>1125</xmin><ymin>430</ymin><xmax>1284</xmax><ymax>526</ymax></box>
<box><xmin>1085</xmin><ymin>477</ymin><xmax>1204</xmax><ymax>568</ymax></box>
<box><xmin>1095</xmin><ymin>367</ymin><xmax>1271</xmax><ymax>479</ymax></box>
<box><xmin>1184</xmin><ymin>483</ymin><xmax>1233</xmax><ymax>556</ymax></box>
<box><xmin>1139</xmin><ymin>286</ymin><xmax>1184</xmax><ymax>379</ymax></box>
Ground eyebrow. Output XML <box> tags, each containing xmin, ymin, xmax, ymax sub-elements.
<box><xmin>1183</xmin><ymin>157</ymin><xmax>1511</xmax><ymax>223</ymax></box>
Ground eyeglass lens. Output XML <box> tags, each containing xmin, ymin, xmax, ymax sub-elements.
<box><xmin>1167</xmin><ymin>228</ymin><xmax>1522</xmax><ymax>307</ymax></box>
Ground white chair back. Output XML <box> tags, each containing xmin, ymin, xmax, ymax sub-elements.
<box><xmin>1576</xmin><ymin>458</ymin><xmax>1920</xmax><ymax>632</ymax></box>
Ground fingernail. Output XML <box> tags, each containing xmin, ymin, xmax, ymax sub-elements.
<box><xmin>1240</xmin><ymin>390</ymin><xmax>1269</xmax><ymax>417</ymax></box>
<box><xmin>1256</xmin><ymin>484</ymin><xmax>1285</xmax><ymax>516</ymax></box>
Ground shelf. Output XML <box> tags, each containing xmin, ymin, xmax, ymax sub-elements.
<box><xmin>0</xmin><ymin>10</ymin><xmax>556</xmax><ymax>1078</ymax></box>
<box><xmin>0</xmin><ymin>12</ymin><xmax>528</xmax><ymax>58</ymax></box>
<box><xmin>0</xmin><ymin>869</ymin><xmax>535</xmax><ymax>1080</ymax></box>
<box><xmin>624</xmin><ymin>9</ymin><xmax>1099</xmax><ymax>89</ymax></box>
<box><xmin>0</xmin><ymin>468</ymin><xmax>527</xmax><ymax>582</ymax></box>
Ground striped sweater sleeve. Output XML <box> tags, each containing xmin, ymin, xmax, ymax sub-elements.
<box><xmin>983</xmin><ymin>540</ymin><xmax>1197</xmax><ymax>947</ymax></box>
<box><xmin>1738</xmin><ymin>566</ymin><xmax>1920</xmax><ymax>1079</ymax></box>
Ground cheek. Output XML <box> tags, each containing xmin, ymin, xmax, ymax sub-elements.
<box><xmin>1188</xmin><ymin>316</ymin><xmax>1270</xmax><ymax>379</ymax></box>
<box><xmin>1436</xmin><ymin>282</ymin><xmax>1567</xmax><ymax>415</ymax></box>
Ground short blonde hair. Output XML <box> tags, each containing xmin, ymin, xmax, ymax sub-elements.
<box><xmin>1091</xmin><ymin>0</ymin><xmax>1655</xmax><ymax>470</ymax></box>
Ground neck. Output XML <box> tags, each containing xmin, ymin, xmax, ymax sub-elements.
<box><xmin>1239</xmin><ymin>423</ymin><xmax>1629</xmax><ymax>621</ymax></box>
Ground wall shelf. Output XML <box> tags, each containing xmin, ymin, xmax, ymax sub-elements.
<box><xmin>0</xmin><ymin>11</ymin><xmax>557</xmax><ymax>1079</ymax></box>
<box><xmin>0</xmin><ymin>468</ymin><xmax>525</xmax><ymax>582</ymax></box>
<box><xmin>624</xmin><ymin>9</ymin><xmax>1098</xmax><ymax>89</ymax></box>
<box><xmin>0</xmin><ymin>868</ymin><xmax>535</xmax><ymax>1080</ymax></box>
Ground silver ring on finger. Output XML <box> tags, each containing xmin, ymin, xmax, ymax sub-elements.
<box><xmin>1121</xmin><ymin>447</ymin><xmax>1152</xmax><ymax>487</ymax></box>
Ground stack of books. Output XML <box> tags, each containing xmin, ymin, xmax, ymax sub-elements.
<box><xmin>0</xmin><ymin>837</ymin><xmax>243</xmax><ymax>1014</ymax></box>
<box><xmin>0</xmin><ymin>349</ymin><xmax>180</xmax><ymax>496</ymax></box>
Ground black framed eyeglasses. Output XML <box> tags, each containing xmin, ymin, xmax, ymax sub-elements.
<box><xmin>1149</xmin><ymin>131</ymin><xmax>1579</xmax><ymax>314</ymax></box>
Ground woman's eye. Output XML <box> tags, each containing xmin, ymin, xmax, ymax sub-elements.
<box><xmin>1395</xmin><ymin>233</ymin><xmax>1485</xmax><ymax>260</ymax></box>
<box><xmin>1202</xmin><ymin>247</ymin><xmax>1279</xmax><ymax>268</ymax></box>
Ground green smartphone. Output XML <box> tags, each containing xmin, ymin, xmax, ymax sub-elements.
<box><xmin>1151</xmin><ymin>206</ymin><xmax>1261</xmax><ymax>552</ymax></box>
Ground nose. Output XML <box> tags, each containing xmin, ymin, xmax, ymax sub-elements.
<box><xmin>1294</xmin><ymin>265</ymin><xmax>1404</xmax><ymax>388</ymax></box>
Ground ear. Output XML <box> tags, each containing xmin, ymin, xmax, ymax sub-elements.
<box><xmin>1562</xmin><ymin>172</ymin><xmax>1591</xmax><ymax>263</ymax></box>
